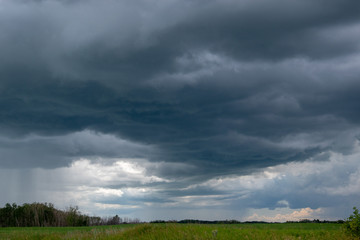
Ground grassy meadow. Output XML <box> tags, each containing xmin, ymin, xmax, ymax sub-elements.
<box><xmin>0</xmin><ymin>223</ymin><xmax>354</xmax><ymax>240</ymax></box>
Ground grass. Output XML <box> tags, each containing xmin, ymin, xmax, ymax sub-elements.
<box><xmin>0</xmin><ymin>224</ymin><xmax>135</xmax><ymax>240</ymax></box>
<box><xmin>0</xmin><ymin>223</ymin><xmax>354</xmax><ymax>240</ymax></box>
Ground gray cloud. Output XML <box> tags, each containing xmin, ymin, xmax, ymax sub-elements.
<box><xmin>0</xmin><ymin>130</ymin><xmax>157</xmax><ymax>168</ymax></box>
<box><xmin>1</xmin><ymin>0</ymin><xmax>360</xmax><ymax>220</ymax></box>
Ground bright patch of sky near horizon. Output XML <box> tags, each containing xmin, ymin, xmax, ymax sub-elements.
<box><xmin>1</xmin><ymin>131</ymin><xmax>359</xmax><ymax>221</ymax></box>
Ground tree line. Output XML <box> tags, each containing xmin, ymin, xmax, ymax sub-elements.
<box><xmin>0</xmin><ymin>202</ymin><xmax>140</xmax><ymax>227</ymax></box>
<box><xmin>151</xmin><ymin>219</ymin><xmax>345</xmax><ymax>224</ymax></box>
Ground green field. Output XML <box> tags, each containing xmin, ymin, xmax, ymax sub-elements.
<box><xmin>0</xmin><ymin>223</ymin><xmax>354</xmax><ymax>240</ymax></box>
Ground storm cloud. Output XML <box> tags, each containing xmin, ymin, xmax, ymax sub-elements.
<box><xmin>0</xmin><ymin>0</ymin><xmax>360</xmax><ymax>220</ymax></box>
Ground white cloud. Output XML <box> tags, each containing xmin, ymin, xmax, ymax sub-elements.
<box><xmin>166</xmin><ymin>195</ymin><xmax>229</xmax><ymax>208</ymax></box>
<box><xmin>88</xmin><ymin>187</ymin><xmax>124</xmax><ymax>198</ymax></box>
<box><xmin>246</xmin><ymin>207</ymin><xmax>324</xmax><ymax>222</ymax></box>
<box><xmin>94</xmin><ymin>203</ymin><xmax>140</xmax><ymax>210</ymax></box>
<box><xmin>66</xmin><ymin>158</ymin><xmax>169</xmax><ymax>185</ymax></box>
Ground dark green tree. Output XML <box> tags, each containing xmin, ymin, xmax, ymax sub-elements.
<box><xmin>344</xmin><ymin>207</ymin><xmax>360</xmax><ymax>238</ymax></box>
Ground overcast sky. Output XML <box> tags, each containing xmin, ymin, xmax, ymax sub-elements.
<box><xmin>1</xmin><ymin>0</ymin><xmax>360</xmax><ymax>221</ymax></box>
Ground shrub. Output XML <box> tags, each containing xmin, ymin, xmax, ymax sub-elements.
<box><xmin>344</xmin><ymin>207</ymin><xmax>360</xmax><ymax>238</ymax></box>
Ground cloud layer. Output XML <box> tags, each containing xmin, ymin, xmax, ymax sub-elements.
<box><xmin>1</xmin><ymin>0</ymin><xmax>360</xmax><ymax>220</ymax></box>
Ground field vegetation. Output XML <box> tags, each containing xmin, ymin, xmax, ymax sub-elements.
<box><xmin>0</xmin><ymin>223</ymin><xmax>354</xmax><ymax>240</ymax></box>
<box><xmin>1</xmin><ymin>203</ymin><xmax>359</xmax><ymax>239</ymax></box>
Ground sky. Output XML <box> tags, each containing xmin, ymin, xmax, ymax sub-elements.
<box><xmin>0</xmin><ymin>0</ymin><xmax>360</xmax><ymax>222</ymax></box>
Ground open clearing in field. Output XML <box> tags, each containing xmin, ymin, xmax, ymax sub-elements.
<box><xmin>0</xmin><ymin>223</ymin><xmax>352</xmax><ymax>240</ymax></box>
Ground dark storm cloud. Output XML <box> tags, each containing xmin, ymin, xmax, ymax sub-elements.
<box><xmin>0</xmin><ymin>0</ymin><xmax>360</xmax><ymax>185</ymax></box>
<box><xmin>0</xmin><ymin>130</ymin><xmax>157</xmax><ymax>168</ymax></box>
<box><xmin>158</xmin><ymin>0</ymin><xmax>360</xmax><ymax>61</ymax></box>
